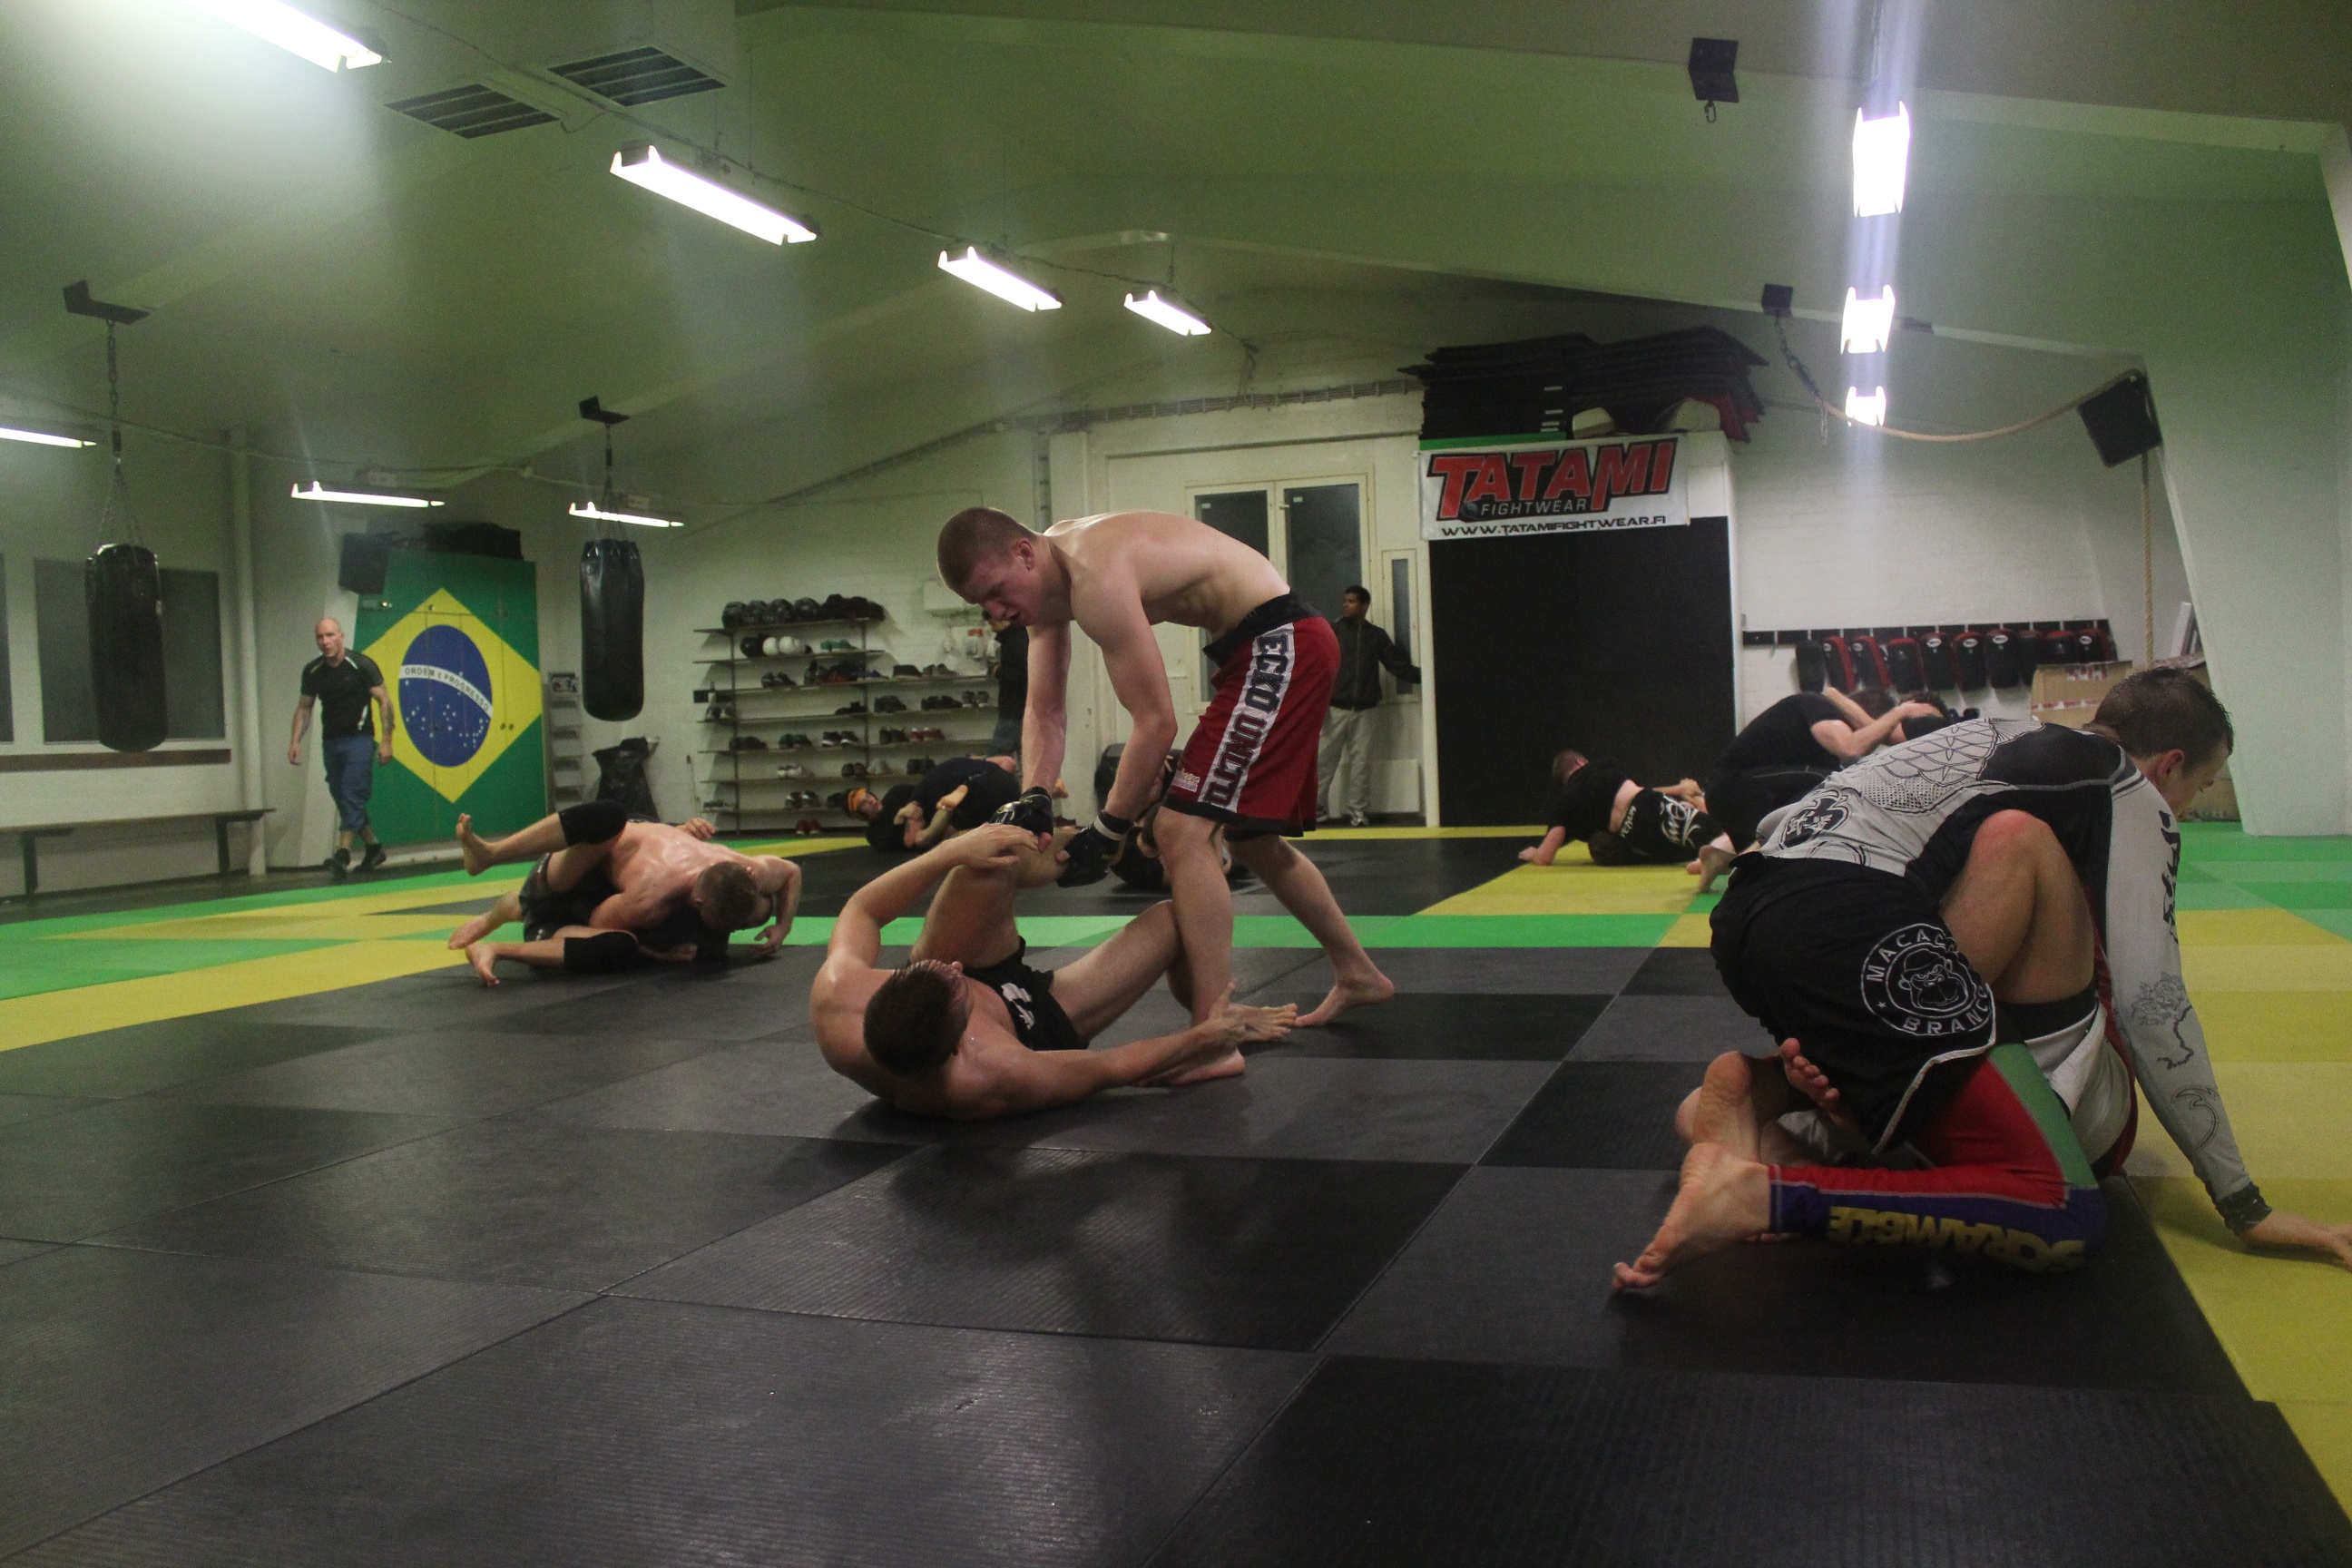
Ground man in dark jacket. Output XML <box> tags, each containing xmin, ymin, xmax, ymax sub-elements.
<box><xmin>1318</xmin><ymin>586</ymin><xmax>1420</xmax><ymax>827</ymax></box>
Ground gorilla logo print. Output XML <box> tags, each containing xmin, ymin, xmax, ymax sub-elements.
<box><xmin>1774</xmin><ymin>794</ymin><xmax>1848</xmax><ymax>848</ymax></box>
<box><xmin>1860</xmin><ymin>923</ymin><xmax>1994</xmax><ymax>1040</ymax></box>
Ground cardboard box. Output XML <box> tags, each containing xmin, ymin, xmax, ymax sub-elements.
<box><xmin>2030</xmin><ymin>656</ymin><xmax>2238</xmax><ymax>820</ymax></box>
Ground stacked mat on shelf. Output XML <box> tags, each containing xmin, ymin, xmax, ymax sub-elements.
<box><xmin>1403</xmin><ymin>327</ymin><xmax>1769</xmax><ymax>441</ymax></box>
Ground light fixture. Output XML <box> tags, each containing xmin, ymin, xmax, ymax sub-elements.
<box><xmin>1122</xmin><ymin>290</ymin><xmax>1211</xmax><ymax>336</ymax></box>
<box><xmin>1840</xmin><ymin>285</ymin><xmax>1896</xmax><ymax>354</ymax></box>
<box><xmin>292</xmin><ymin>481</ymin><xmax>442</xmax><ymax>508</ymax></box>
<box><xmin>937</xmin><ymin>247</ymin><xmax>1062</xmax><ymax>312</ymax></box>
<box><xmin>0</xmin><ymin>425</ymin><xmax>94</xmax><ymax>449</ymax></box>
<box><xmin>610</xmin><ymin>144</ymin><xmax>816</xmax><ymax>245</ymax></box>
<box><xmin>183</xmin><ymin>0</ymin><xmax>382</xmax><ymax>71</ymax></box>
<box><xmin>569</xmin><ymin>501</ymin><xmax>680</xmax><ymax>529</ymax></box>
<box><xmin>1853</xmin><ymin>103</ymin><xmax>1911</xmax><ymax>217</ymax></box>
<box><xmin>1845</xmin><ymin>387</ymin><xmax>1888</xmax><ymax>426</ymax></box>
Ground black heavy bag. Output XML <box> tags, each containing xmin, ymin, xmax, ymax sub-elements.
<box><xmin>1885</xmin><ymin>637</ymin><xmax>1926</xmax><ymax>691</ymax></box>
<box><xmin>86</xmin><ymin>543</ymin><xmax>168</xmax><ymax>751</ymax></box>
<box><xmin>1918</xmin><ymin>632</ymin><xmax>1955</xmax><ymax>690</ymax></box>
<box><xmin>593</xmin><ymin>736</ymin><xmax>660</xmax><ymax>819</ymax></box>
<box><xmin>2009</xmin><ymin>627</ymin><xmax>2043</xmax><ymax>681</ymax></box>
<box><xmin>1954</xmin><ymin>632</ymin><xmax>1989</xmax><ymax>691</ymax></box>
<box><xmin>1793</xmin><ymin>640</ymin><xmax>1829</xmax><ymax>693</ymax></box>
<box><xmin>580</xmin><ymin>538</ymin><xmax>644</xmax><ymax>721</ymax></box>
<box><xmin>1984</xmin><ymin>628</ymin><xmax>2023</xmax><ymax>689</ymax></box>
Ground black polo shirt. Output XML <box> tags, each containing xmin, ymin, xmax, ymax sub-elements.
<box><xmin>301</xmin><ymin>652</ymin><xmax>385</xmax><ymax>738</ymax></box>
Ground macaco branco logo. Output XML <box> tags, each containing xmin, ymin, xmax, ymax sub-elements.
<box><xmin>1425</xmin><ymin>436</ymin><xmax>1679</xmax><ymax>524</ymax></box>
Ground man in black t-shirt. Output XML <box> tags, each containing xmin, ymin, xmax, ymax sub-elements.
<box><xmin>852</xmin><ymin>756</ymin><xmax>1024</xmax><ymax>851</ymax></box>
<box><xmin>289</xmin><ymin>617</ymin><xmax>392</xmax><ymax>878</ymax></box>
<box><xmin>1690</xmin><ymin>688</ymin><xmax>1941</xmax><ymax>889</ymax></box>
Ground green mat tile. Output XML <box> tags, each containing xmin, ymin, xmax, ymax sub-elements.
<box><xmin>2290</xmin><ymin>910</ymin><xmax>2352</xmax><ymax>941</ymax></box>
<box><xmin>2174</xmin><ymin>882</ymin><xmax>2277</xmax><ymax>910</ymax></box>
<box><xmin>2235</xmin><ymin>883</ymin><xmax>2352</xmax><ymax>910</ymax></box>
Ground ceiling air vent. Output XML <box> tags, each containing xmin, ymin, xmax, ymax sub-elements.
<box><xmin>387</xmin><ymin>83</ymin><xmax>556</xmax><ymax>138</ymax></box>
<box><xmin>548</xmin><ymin>45</ymin><xmax>722</xmax><ymax>106</ymax></box>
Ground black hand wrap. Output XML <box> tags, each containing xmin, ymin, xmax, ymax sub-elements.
<box><xmin>1056</xmin><ymin>811</ymin><xmax>1131</xmax><ymax>887</ymax></box>
<box><xmin>991</xmin><ymin>786</ymin><xmax>1056</xmax><ymax>836</ymax></box>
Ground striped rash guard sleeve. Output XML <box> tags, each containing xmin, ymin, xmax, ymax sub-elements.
<box><xmin>2102</xmin><ymin>773</ymin><xmax>2270</xmax><ymax>1231</ymax></box>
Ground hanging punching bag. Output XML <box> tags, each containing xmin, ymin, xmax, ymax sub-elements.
<box><xmin>86</xmin><ymin>543</ymin><xmax>169</xmax><ymax>751</ymax></box>
<box><xmin>580</xmin><ymin>537</ymin><xmax>644</xmax><ymax>720</ymax></box>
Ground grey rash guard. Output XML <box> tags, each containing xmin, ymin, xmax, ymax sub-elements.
<box><xmin>1759</xmin><ymin>716</ymin><xmax>2268</xmax><ymax>1232</ymax></box>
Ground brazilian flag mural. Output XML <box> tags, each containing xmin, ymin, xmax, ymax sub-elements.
<box><xmin>356</xmin><ymin>550</ymin><xmax>544</xmax><ymax>845</ymax></box>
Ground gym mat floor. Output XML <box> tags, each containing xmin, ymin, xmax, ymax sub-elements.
<box><xmin>1</xmin><ymin>823</ymin><xmax>2348</xmax><ymax>1564</ymax></box>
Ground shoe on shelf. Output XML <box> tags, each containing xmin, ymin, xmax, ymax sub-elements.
<box><xmin>360</xmin><ymin>843</ymin><xmax>387</xmax><ymax>873</ymax></box>
<box><xmin>836</xmin><ymin>701</ymin><xmax>867</xmax><ymax>715</ymax></box>
<box><xmin>906</xmin><ymin>756</ymin><xmax>935</xmax><ymax>773</ymax></box>
<box><xmin>892</xmin><ymin>664</ymin><xmax>921</xmax><ymax>678</ymax></box>
<box><xmin>702</xmin><ymin>798</ymin><xmax>729</xmax><ymax>812</ymax></box>
<box><xmin>874</xmin><ymin>694</ymin><xmax>906</xmax><ymax>714</ymax></box>
<box><xmin>922</xmin><ymin>662</ymin><xmax>955</xmax><ymax>677</ymax></box>
<box><xmin>963</xmin><ymin>691</ymin><xmax>987</xmax><ymax>707</ymax></box>
<box><xmin>775</xmin><ymin>762</ymin><xmax>811</xmax><ymax>779</ymax></box>
<box><xmin>841</xmin><ymin>761</ymin><xmax>867</xmax><ymax>779</ymax></box>
<box><xmin>826</xmin><ymin>791</ymin><xmax>848</xmax><ymax>810</ymax></box>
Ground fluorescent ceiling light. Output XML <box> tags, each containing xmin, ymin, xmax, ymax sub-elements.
<box><xmin>0</xmin><ymin>425</ymin><xmax>94</xmax><ymax>449</ymax></box>
<box><xmin>184</xmin><ymin>0</ymin><xmax>382</xmax><ymax>71</ymax></box>
<box><xmin>570</xmin><ymin>501</ymin><xmax>681</xmax><ymax>529</ymax></box>
<box><xmin>292</xmin><ymin>481</ymin><xmax>442</xmax><ymax>508</ymax></box>
<box><xmin>937</xmin><ymin>247</ymin><xmax>1062</xmax><ymax>312</ymax></box>
<box><xmin>1123</xmin><ymin>290</ymin><xmax>1211</xmax><ymax>336</ymax></box>
<box><xmin>1853</xmin><ymin>103</ymin><xmax>1911</xmax><ymax>217</ymax></box>
<box><xmin>1845</xmin><ymin>386</ymin><xmax>1888</xmax><ymax>427</ymax></box>
<box><xmin>1840</xmin><ymin>286</ymin><xmax>1896</xmax><ymax>355</ymax></box>
<box><xmin>610</xmin><ymin>144</ymin><xmax>814</xmax><ymax>245</ymax></box>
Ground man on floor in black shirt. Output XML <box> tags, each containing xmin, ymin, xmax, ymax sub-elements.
<box><xmin>289</xmin><ymin>617</ymin><xmax>392</xmax><ymax>878</ymax></box>
<box><xmin>1519</xmin><ymin>751</ymin><xmax>1714</xmax><ymax>867</ymax></box>
<box><xmin>1319</xmin><ymin>586</ymin><xmax>1419</xmax><ymax>828</ymax></box>
<box><xmin>852</xmin><ymin>755</ymin><xmax>1025</xmax><ymax>851</ymax></box>
<box><xmin>1690</xmin><ymin>687</ymin><xmax>1944</xmax><ymax>890</ymax></box>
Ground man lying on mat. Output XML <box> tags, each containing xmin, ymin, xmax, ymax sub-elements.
<box><xmin>1618</xmin><ymin>669</ymin><xmax>2352</xmax><ymax>1288</ymax></box>
<box><xmin>446</xmin><ymin>800</ymin><xmax>800</xmax><ymax>985</ymax></box>
<box><xmin>811</xmin><ymin>820</ymin><xmax>1295</xmax><ymax>1119</ymax></box>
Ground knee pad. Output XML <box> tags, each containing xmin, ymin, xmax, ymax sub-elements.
<box><xmin>558</xmin><ymin>799</ymin><xmax>629</xmax><ymax>847</ymax></box>
<box><xmin>561</xmin><ymin>930</ymin><xmax>639</xmax><ymax>974</ymax></box>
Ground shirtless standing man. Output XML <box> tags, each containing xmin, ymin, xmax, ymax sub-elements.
<box><xmin>937</xmin><ymin>506</ymin><xmax>1394</xmax><ymax>1049</ymax></box>
<box><xmin>812</xmin><ymin>822</ymin><xmax>1295</xmax><ymax>1118</ymax></box>
<box><xmin>446</xmin><ymin>800</ymin><xmax>799</xmax><ymax>983</ymax></box>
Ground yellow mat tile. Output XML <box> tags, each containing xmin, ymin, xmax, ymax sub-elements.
<box><xmin>1659</xmin><ymin>913</ymin><xmax>1715</xmax><ymax>948</ymax></box>
<box><xmin>2194</xmin><ymin>992</ymin><xmax>2352</xmax><ymax>1063</ymax></box>
<box><xmin>2183</xmin><ymin>946</ymin><xmax>2352</xmax><ymax>993</ymax></box>
<box><xmin>0</xmin><ymin>939</ymin><xmax>468</xmax><ymax>1053</ymax></box>
<box><xmin>2278</xmin><ymin>1402</ymin><xmax>2352</xmax><ymax>1517</ymax></box>
<box><xmin>2124</xmin><ymin>1068</ymin><xmax>2352</xmax><ymax>1181</ymax></box>
<box><xmin>1422</xmin><ymin>863</ymin><xmax>1698</xmax><ymax>917</ymax></box>
<box><xmin>2177</xmin><ymin>908</ymin><xmax>2346</xmax><ymax>946</ymax></box>
<box><xmin>2138</xmin><ymin>1176</ymin><xmax>2352</xmax><ymax>1403</ymax></box>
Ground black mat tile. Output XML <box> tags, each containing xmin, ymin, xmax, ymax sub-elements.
<box><xmin>219</xmin><ymin>967</ymin><xmax>641</xmax><ymax>1032</ymax></box>
<box><xmin>1250</xmin><ymin>993</ymin><xmax>1611</xmax><ymax>1061</ymax></box>
<box><xmin>628</xmin><ymin>1144</ymin><xmax>1464</xmax><ymax>1349</ymax></box>
<box><xmin>1359</xmin><ymin>946</ymin><xmax>1652</xmax><ymax>995</ymax></box>
<box><xmin>1481</xmin><ymin>1060</ymin><xmax>1706</xmax><ymax>1169</ymax></box>
<box><xmin>532</xmin><ymin>1039</ymin><xmax>907</xmax><ymax>1142</ymax></box>
<box><xmin>1563</xmin><ymin>994</ymin><xmax>1770</xmax><ymax>1062</ymax></box>
<box><xmin>15</xmin><ymin>1299</ymin><xmax>1309</xmax><ymax>1568</ymax></box>
<box><xmin>0</xmin><ymin>1245</ymin><xmax>581</xmax><ymax>1560</ymax></box>
<box><xmin>103</xmin><ymin>1118</ymin><xmax>906</xmax><ymax>1291</ymax></box>
<box><xmin>0</xmin><ymin>1092</ymin><xmax>101</xmax><ymax>1127</ymax></box>
<box><xmin>0</xmin><ymin>1239</ymin><xmax>54</xmax><ymax>1267</ymax></box>
<box><xmin>0</xmin><ymin>1100</ymin><xmax>451</xmax><ymax>1242</ymax></box>
<box><xmin>497</xmin><ymin>953</ymin><xmax>821</xmax><ymax>1041</ymax></box>
<box><xmin>928</xmin><ymin>1058</ymin><xmax>1558</xmax><ymax>1164</ymax></box>
<box><xmin>163</xmin><ymin>1029</ymin><xmax>718</xmax><ymax>1118</ymax></box>
<box><xmin>1151</xmin><ymin>1356</ymin><xmax>2352</xmax><ymax>1568</ymax></box>
<box><xmin>0</xmin><ymin>1018</ymin><xmax>386</xmax><ymax>1098</ymax></box>
<box><xmin>1328</xmin><ymin>1169</ymin><xmax>2246</xmax><ymax>1395</ymax></box>
<box><xmin>1620</xmin><ymin>946</ymin><xmax>1729</xmax><ymax>995</ymax></box>
<box><xmin>379</xmin><ymin>897</ymin><xmax>503</xmax><ymax>918</ymax></box>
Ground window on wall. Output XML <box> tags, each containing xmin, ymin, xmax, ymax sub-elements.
<box><xmin>1281</xmin><ymin>484</ymin><xmax>1362</xmax><ymax>621</ymax></box>
<box><xmin>34</xmin><ymin>558</ymin><xmax>226</xmax><ymax>742</ymax></box>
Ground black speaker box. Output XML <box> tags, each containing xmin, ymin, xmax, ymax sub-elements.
<box><xmin>337</xmin><ymin>532</ymin><xmax>397</xmax><ymax>594</ymax></box>
<box><xmin>2080</xmin><ymin>372</ymin><xmax>2162</xmax><ymax>466</ymax></box>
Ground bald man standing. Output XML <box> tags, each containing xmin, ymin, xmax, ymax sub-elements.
<box><xmin>290</xmin><ymin>617</ymin><xmax>393</xmax><ymax>878</ymax></box>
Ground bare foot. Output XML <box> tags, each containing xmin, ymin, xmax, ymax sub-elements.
<box><xmin>1611</xmin><ymin>1142</ymin><xmax>1770</xmax><ymax>1290</ymax></box>
<box><xmin>1298</xmin><ymin>966</ymin><xmax>1396</xmax><ymax>1027</ymax></box>
<box><xmin>1687</xmin><ymin>843</ymin><xmax>1734</xmax><ymax>894</ymax></box>
<box><xmin>457</xmin><ymin>814</ymin><xmax>493</xmax><ymax>876</ymax></box>
<box><xmin>1690</xmin><ymin>1053</ymin><xmax>1761</xmax><ymax>1160</ymax></box>
<box><xmin>465</xmin><ymin>942</ymin><xmax>502</xmax><ymax>986</ymax></box>
<box><xmin>446</xmin><ymin>910</ymin><xmax>500</xmax><ymax>949</ymax></box>
<box><xmin>1157</xmin><ymin>1050</ymin><xmax>1247</xmax><ymax>1086</ymax></box>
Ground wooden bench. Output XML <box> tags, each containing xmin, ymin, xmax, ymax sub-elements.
<box><xmin>6</xmin><ymin>808</ymin><xmax>273</xmax><ymax>895</ymax></box>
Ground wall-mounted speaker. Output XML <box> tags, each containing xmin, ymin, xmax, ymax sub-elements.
<box><xmin>2080</xmin><ymin>372</ymin><xmax>2162</xmax><ymax>466</ymax></box>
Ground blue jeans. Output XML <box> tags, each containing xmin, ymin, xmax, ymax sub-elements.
<box><xmin>321</xmin><ymin>734</ymin><xmax>377</xmax><ymax>835</ymax></box>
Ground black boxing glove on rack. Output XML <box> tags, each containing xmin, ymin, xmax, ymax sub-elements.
<box><xmin>991</xmin><ymin>786</ymin><xmax>1056</xmax><ymax>837</ymax></box>
<box><xmin>1056</xmin><ymin>809</ymin><xmax>1132</xmax><ymax>887</ymax></box>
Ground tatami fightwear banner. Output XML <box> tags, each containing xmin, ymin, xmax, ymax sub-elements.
<box><xmin>1418</xmin><ymin>432</ymin><xmax>1687</xmax><ymax>540</ymax></box>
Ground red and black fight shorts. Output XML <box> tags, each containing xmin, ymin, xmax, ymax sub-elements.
<box><xmin>1162</xmin><ymin>593</ymin><xmax>1338</xmax><ymax>838</ymax></box>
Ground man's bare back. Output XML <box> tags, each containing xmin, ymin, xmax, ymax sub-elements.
<box><xmin>1039</xmin><ymin>511</ymin><xmax>1289</xmax><ymax>640</ymax></box>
